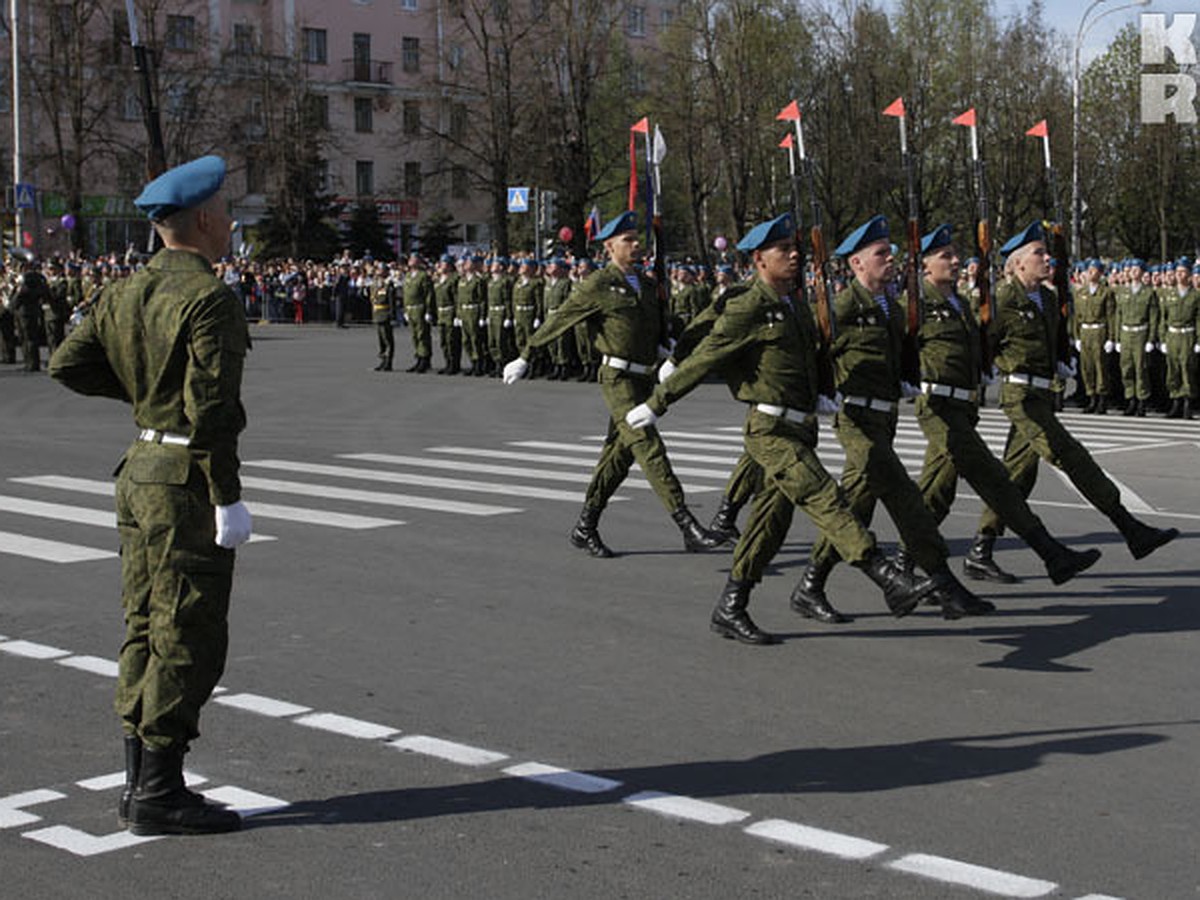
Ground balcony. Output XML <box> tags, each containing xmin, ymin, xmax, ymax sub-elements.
<box><xmin>342</xmin><ymin>58</ymin><xmax>393</xmax><ymax>86</ymax></box>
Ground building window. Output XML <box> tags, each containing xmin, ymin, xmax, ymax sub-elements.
<box><xmin>660</xmin><ymin>7</ymin><xmax>674</xmax><ymax>27</ymax></box>
<box><xmin>304</xmin><ymin>93</ymin><xmax>329</xmax><ymax>130</ymax></box>
<box><xmin>233</xmin><ymin>23</ymin><xmax>256</xmax><ymax>55</ymax></box>
<box><xmin>55</xmin><ymin>4</ymin><xmax>73</xmax><ymax>38</ymax></box>
<box><xmin>315</xmin><ymin>159</ymin><xmax>331</xmax><ymax>193</ymax></box>
<box><xmin>626</xmin><ymin>5</ymin><xmax>646</xmax><ymax>36</ymax></box>
<box><xmin>352</xmin><ymin>33</ymin><xmax>371</xmax><ymax>80</ymax></box>
<box><xmin>110</xmin><ymin>16</ymin><xmax>129</xmax><ymax>65</ymax></box>
<box><xmin>302</xmin><ymin>28</ymin><xmax>327</xmax><ymax>64</ymax></box>
<box><xmin>166</xmin><ymin>15</ymin><xmax>196</xmax><ymax>51</ymax></box>
<box><xmin>246</xmin><ymin>153</ymin><xmax>266</xmax><ymax>194</ymax></box>
<box><xmin>452</xmin><ymin>166</ymin><xmax>468</xmax><ymax>199</ymax></box>
<box><xmin>404</xmin><ymin>161</ymin><xmax>422</xmax><ymax>198</ymax></box>
<box><xmin>120</xmin><ymin>88</ymin><xmax>141</xmax><ymax>121</ymax></box>
<box><xmin>354</xmin><ymin>97</ymin><xmax>374</xmax><ymax>133</ymax></box>
<box><xmin>401</xmin><ymin>37</ymin><xmax>420</xmax><ymax>73</ymax></box>
<box><xmin>117</xmin><ymin>153</ymin><xmax>142</xmax><ymax>193</ymax></box>
<box><xmin>402</xmin><ymin>100</ymin><xmax>420</xmax><ymax>135</ymax></box>
<box><xmin>447</xmin><ymin>42</ymin><xmax>463</xmax><ymax>70</ymax></box>
<box><xmin>627</xmin><ymin>65</ymin><xmax>646</xmax><ymax>94</ymax></box>
<box><xmin>356</xmin><ymin>160</ymin><xmax>374</xmax><ymax>197</ymax></box>
<box><xmin>401</xmin><ymin>0</ymin><xmax>417</xmax><ymax>9</ymax></box>
<box><xmin>447</xmin><ymin>0</ymin><xmax>463</xmax><ymax>15</ymax></box>
<box><xmin>449</xmin><ymin>103</ymin><xmax>467</xmax><ymax>141</ymax></box>
<box><xmin>165</xmin><ymin>84</ymin><xmax>197</xmax><ymax>120</ymax></box>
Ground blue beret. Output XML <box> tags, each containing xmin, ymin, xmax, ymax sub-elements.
<box><xmin>134</xmin><ymin>155</ymin><xmax>226</xmax><ymax>221</ymax></box>
<box><xmin>735</xmin><ymin>213</ymin><xmax>795</xmax><ymax>252</ymax></box>
<box><xmin>578</xmin><ymin>257</ymin><xmax>597</xmax><ymax>270</ymax></box>
<box><xmin>1176</xmin><ymin>257</ymin><xmax>1193</xmax><ymax>269</ymax></box>
<box><xmin>1129</xmin><ymin>258</ymin><xmax>1144</xmax><ymax>269</ymax></box>
<box><xmin>964</xmin><ymin>256</ymin><xmax>980</xmax><ymax>266</ymax></box>
<box><xmin>919</xmin><ymin>224</ymin><xmax>953</xmax><ymax>256</ymax></box>
<box><xmin>440</xmin><ymin>253</ymin><xmax>455</xmax><ymax>264</ymax></box>
<box><xmin>834</xmin><ymin>215</ymin><xmax>889</xmax><ymax>257</ymax></box>
<box><xmin>717</xmin><ymin>265</ymin><xmax>734</xmax><ymax>275</ymax></box>
<box><xmin>519</xmin><ymin>257</ymin><xmax>535</xmax><ymax>266</ymax></box>
<box><xmin>469</xmin><ymin>254</ymin><xmax>484</xmax><ymax>263</ymax></box>
<box><xmin>595</xmin><ymin>211</ymin><xmax>637</xmax><ymax>242</ymax></box>
<box><xmin>999</xmin><ymin>221</ymin><xmax>1045</xmax><ymax>258</ymax></box>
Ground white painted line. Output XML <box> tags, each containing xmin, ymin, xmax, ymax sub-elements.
<box><xmin>0</xmin><ymin>634</ymin><xmax>7</xmax><ymax>641</ymax></box>
<box><xmin>240</xmin><ymin>476</ymin><xmax>523</xmax><ymax>516</ymax></box>
<box><xmin>0</xmin><ymin>640</ymin><xmax>71</xmax><ymax>660</ymax></box>
<box><xmin>341</xmin><ymin>452</ymin><xmax>732</xmax><ymax>485</ymax></box>
<box><xmin>244</xmin><ymin>501</ymin><xmax>403</xmax><ymax>530</ymax></box>
<box><xmin>0</xmin><ymin>494</ymin><xmax>115</xmax><ymax>526</ymax></box>
<box><xmin>77</xmin><ymin>772</ymin><xmax>126</xmax><ymax>791</ymax></box>
<box><xmin>293</xmin><ymin>712</ymin><xmax>399</xmax><ymax>740</ymax></box>
<box><xmin>1073</xmin><ymin>894</ymin><xmax>1126</xmax><ymax>899</ymax></box>
<box><xmin>182</xmin><ymin>771</ymin><xmax>209</xmax><ymax>788</ymax></box>
<box><xmin>502</xmin><ymin>762</ymin><xmax>622</xmax><ymax>794</ymax></box>
<box><xmin>887</xmin><ymin>853</ymin><xmax>1057</xmax><ymax>897</ymax></box>
<box><xmin>623</xmin><ymin>791</ymin><xmax>750</xmax><ymax>826</ymax></box>
<box><xmin>0</xmin><ymin>789</ymin><xmax>67</xmax><ymax>829</ymax></box>
<box><xmin>22</xmin><ymin>825</ymin><xmax>162</xmax><ymax>856</ymax></box>
<box><xmin>57</xmin><ymin>655</ymin><xmax>119</xmax><ymax>677</ymax></box>
<box><xmin>201</xmin><ymin>786</ymin><xmax>290</xmax><ymax>817</ymax></box>
<box><xmin>444</xmin><ymin>445</ymin><xmax>743</xmax><ymax>467</ymax></box>
<box><xmin>0</xmin><ymin>530</ymin><xmax>117</xmax><ymax>563</ymax></box>
<box><xmin>11</xmin><ymin>475</ymin><xmax>115</xmax><ymax>496</ymax></box>
<box><xmin>389</xmin><ymin>735</ymin><xmax>509</xmax><ymax>767</ymax></box>
<box><xmin>744</xmin><ymin>818</ymin><xmax>889</xmax><ymax>860</ymax></box>
<box><xmin>244</xmin><ymin>459</ymin><xmax>587</xmax><ymax>503</ymax></box>
<box><xmin>214</xmin><ymin>693</ymin><xmax>312</xmax><ymax>718</ymax></box>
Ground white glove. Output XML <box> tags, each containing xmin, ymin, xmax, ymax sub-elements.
<box><xmin>625</xmin><ymin>403</ymin><xmax>658</xmax><ymax>429</ymax></box>
<box><xmin>214</xmin><ymin>501</ymin><xmax>253</xmax><ymax>549</ymax></box>
<box><xmin>453</xmin><ymin>317</ymin><xmax>462</xmax><ymax>327</ymax></box>
<box><xmin>400</xmin><ymin>313</ymin><xmax>409</xmax><ymax>325</ymax></box>
<box><xmin>533</xmin><ymin>318</ymin><xmax>541</xmax><ymax>328</ymax></box>
<box><xmin>1115</xmin><ymin>342</ymin><xmax>1122</xmax><ymax>353</ymax></box>
<box><xmin>657</xmin><ymin>341</ymin><xmax>675</xmax><ymax>359</ymax></box>
<box><xmin>1194</xmin><ymin>343</ymin><xmax>1200</xmax><ymax>354</ymax></box>
<box><xmin>658</xmin><ymin>359</ymin><xmax>677</xmax><ymax>383</ymax></box>
<box><xmin>502</xmin><ymin>357</ymin><xmax>529</xmax><ymax>384</ymax></box>
<box><xmin>1073</xmin><ymin>338</ymin><xmax>1082</xmax><ymax>351</ymax></box>
<box><xmin>478</xmin><ymin>319</ymin><xmax>486</xmax><ymax>328</ymax></box>
<box><xmin>503</xmin><ymin>318</ymin><xmax>513</xmax><ymax>329</ymax></box>
<box><xmin>1103</xmin><ymin>340</ymin><xmax>1114</xmax><ymax>353</ymax></box>
<box><xmin>1145</xmin><ymin>341</ymin><xmax>1155</xmax><ymax>353</ymax></box>
<box><xmin>424</xmin><ymin>313</ymin><xmax>433</xmax><ymax>323</ymax></box>
<box><xmin>1156</xmin><ymin>342</ymin><xmax>1165</xmax><ymax>352</ymax></box>
<box><xmin>900</xmin><ymin>381</ymin><xmax>921</xmax><ymax>399</ymax></box>
<box><xmin>1056</xmin><ymin>359</ymin><xmax>1076</xmax><ymax>380</ymax></box>
<box><xmin>816</xmin><ymin>392</ymin><xmax>842</xmax><ymax>417</ymax></box>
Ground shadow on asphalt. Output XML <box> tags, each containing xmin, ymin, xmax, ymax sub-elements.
<box><xmin>241</xmin><ymin>722</ymin><xmax>1187</xmax><ymax>829</ymax></box>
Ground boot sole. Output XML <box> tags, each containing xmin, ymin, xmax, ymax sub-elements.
<box><xmin>568</xmin><ymin>533</ymin><xmax>614</xmax><ymax>558</ymax></box>
<box><xmin>129</xmin><ymin>817</ymin><xmax>242</xmax><ymax>836</ymax></box>
<box><xmin>709</xmin><ymin>621</ymin><xmax>778</xmax><ymax>645</ymax></box>
<box><xmin>1129</xmin><ymin>528</ymin><xmax>1179</xmax><ymax>561</ymax></box>
<box><xmin>789</xmin><ymin>600</ymin><xmax>852</xmax><ymax>624</ymax></box>
<box><xmin>962</xmin><ymin>561</ymin><xmax>1019</xmax><ymax>584</ymax></box>
<box><xmin>1047</xmin><ymin>548</ymin><xmax>1102</xmax><ymax>585</ymax></box>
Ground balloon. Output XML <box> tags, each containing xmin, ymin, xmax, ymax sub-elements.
<box><xmin>60</xmin><ymin>213</ymin><xmax>76</xmax><ymax>231</ymax></box>
<box><xmin>713</xmin><ymin>235</ymin><xmax>728</xmax><ymax>251</ymax></box>
<box><xmin>22</xmin><ymin>231</ymin><xmax>33</xmax><ymax>248</ymax></box>
<box><xmin>558</xmin><ymin>226</ymin><xmax>574</xmax><ymax>243</ymax></box>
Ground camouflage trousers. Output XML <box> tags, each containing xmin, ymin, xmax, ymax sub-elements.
<box><xmin>1164</xmin><ymin>330</ymin><xmax>1198</xmax><ymax>399</ymax></box>
<box><xmin>723</xmin><ymin>451</ymin><xmax>764</xmax><ymax>506</ymax></box>
<box><xmin>1078</xmin><ymin>330</ymin><xmax>1111</xmax><ymax>397</ymax></box>
<box><xmin>405</xmin><ymin>307</ymin><xmax>432</xmax><ymax>359</ymax></box>
<box><xmin>114</xmin><ymin>443</ymin><xmax>234</xmax><ymax>752</ymax></box>
<box><xmin>1119</xmin><ymin>334</ymin><xmax>1152</xmax><ymax>400</ymax></box>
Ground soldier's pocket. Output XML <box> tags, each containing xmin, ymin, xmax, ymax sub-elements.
<box><xmin>167</xmin><ymin>548</ymin><xmax>233</xmax><ymax>628</ymax></box>
<box><xmin>124</xmin><ymin>447</ymin><xmax>191</xmax><ymax>485</ymax></box>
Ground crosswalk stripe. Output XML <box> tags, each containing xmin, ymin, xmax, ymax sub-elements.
<box><xmin>340</xmin><ymin>451</ymin><xmax>733</xmax><ymax>484</ymax></box>
<box><xmin>240</xmin><ymin>502</ymin><xmax>402</xmax><ymax>530</ymax></box>
<box><xmin>0</xmin><ymin>530</ymin><xmax>117</xmax><ymax>563</ymax></box>
<box><xmin>0</xmin><ymin>495</ymin><xmax>114</xmax><ymax>527</ymax></box>
<box><xmin>441</xmin><ymin>444</ymin><xmax>745</xmax><ymax>468</ymax></box>
<box><xmin>240</xmin><ymin>476</ymin><xmax>522</xmax><ymax>516</ymax></box>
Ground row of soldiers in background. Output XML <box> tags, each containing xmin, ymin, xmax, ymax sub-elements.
<box><xmin>958</xmin><ymin>255</ymin><xmax>1200</xmax><ymax>419</ymax></box>
<box><xmin>366</xmin><ymin>251</ymin><xmax>749</xmax><ymax>376</ymax></box>
<box><xmin>0</xmin><ymin>252</ymin><xmax>90</xmax><ymax>371</ymax></box>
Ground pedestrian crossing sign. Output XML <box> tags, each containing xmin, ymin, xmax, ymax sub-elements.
<box><xmin>14</xmin><ymin>183</ymin><xmax>35</xmax><ymax>210</ymax></box>
<box><xmin>507</xmin><ymin>187</ymin><xmax>530</xmax><ymax>214</ymax></box>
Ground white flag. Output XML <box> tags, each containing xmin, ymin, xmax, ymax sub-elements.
<box><xmin>652</xmin><ymin>125</ymin><xmax>667</xmax><ymax>165</ymax></box>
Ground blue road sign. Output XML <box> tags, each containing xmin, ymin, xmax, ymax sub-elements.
<box><xmin>507</xmin><ymin>187</ymin><xmax>530</xmax><ymax>214</ymax></box>
<box><xmin>14</xmin><ymin>183</ymin><xmax>35</xmax><ymax>210</ymax></box>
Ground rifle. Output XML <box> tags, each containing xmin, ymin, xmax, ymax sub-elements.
<box><xmin>649</xmin><ymin>124</ymin><xmax>669</xmax><ymax>316</ymax></box>
<box><xmin>884</xmin><ymin>97</ymin><xmax>922</xmax><ymax>386</ymax></box>
<box><xmin>1027</xmin><ymin>120</ymin><xmax>1072</xmax><ymax>365</ymax></box>
<box><xmin>125</xmin><ymin>0</ymin><xmax>167</xmax><ymax>180</ymax></box>
<box><xmin>953</xmin><ymin>108</ymin><xmax>993</xmax><ymax>376</ymax></box>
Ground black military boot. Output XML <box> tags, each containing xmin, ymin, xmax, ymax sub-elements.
<box><xmin>417</xmin><ymin>356</ymin><xmax>432</xmax><ymax>373</ymax></box>
<box><xmin>1135</xmin><ymin>399</ymin><xmax>1146</xmax><ymax>417</ymax></box>
<box><xmin>118</xmin><ymin>735</ymin><xmax>142</xmax><ymax>827</ymax></box>
<box><xmin>1082</xmin><ymin>395</ymin><xmax>1096</xmax><ymax>414</ymax></box>
<box><xmin>710</xmin><ymin>579</ymin><xmax>778</xmax><ymax>645</ymax></box>
<box><xmin>963</xmin><ymin>533</ymin><xmax>1018</xmax><ymax>584</ymax></box>
<box><xmin>128</xmin><ymin>745</ymin><xmax>241</xmax><ymax>836</ymax></box>
<box><xmin>893</xmin><ymin>548</ymin><xmax>939</xmax><ymax>606</ymax></box>
<box><xmin>405</xmin><ymin>358</ymin><xmax>421</xmax><ymax>372</ymax></box>
<box><xmin>1167</xmin><ymin>398</ymin><xmax>1183</xmax><ymax>419</ymax></box>
<box><xmin>925</xmin><ymin>567</ymin><xmax>997</xmax><ymax>620</ymax></box>
<box><xmin>1123</xmin><ymin>398</ymin><xmax>1137</xmax><ymax>416</ymax></box>
<box><xmin>853</xmin><ymin>548</ymin><xmax>935</xmax><ymax>618</ymax></box>
<box><xmin>1185</xmin><ymin>398</ymin><xmax>1194</xmax><ymax>420</ymax></box>
<box><xmin>708</xmin><ymin>495</ymin><xmax>743</xmax><ymax>543</ymax></box>
<box><xmin>672</xmin><ymin>506</ymin><xmax>730</xmax><ymax>552</ymax></box>
<box><xmin>1023</xmin><ymin>525</ymin><xmax>1102</xmax><ymax>585</ymax></box>
<box><xmin>789</xmin><ymin>557</ymin><xmax>851</xmax><ymax>623</ymax></box>
<box><xmin>1095</xmin><ymin>394</ymin><xmax>1108</xmax><ymax>415</ymax></box>
<box><xmin>1111</xmin><ymin>508</ymin><xmax>1179</xmax><ymax>560</ymax></box>
<box><xmin>569</xmin><ymin>504</ymin><xmax>614</xmax><ymax>558</ymax></box>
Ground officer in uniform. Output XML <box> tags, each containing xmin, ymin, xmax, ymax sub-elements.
<box><xmin>1160</xmin><ymin>258</ymin><xmax>1200</xmax><ymax>418</ymax></box>
<box><xmin>511</xmin><ymin>257</ymin><xmax>543</xmax><ymax>375</ymax></box>
<box><xmin>503</xmin><ymin>211</ymin><xmax>727</xmax><ymax>557</ymax></box>
<box><xmin>973</xmin><ymin>222</ymin><xmax>1177</xmax><ymax>574</ymax></box>
<box><xmin>458</xmin><ymin>255</ymin><xmax>488</xmax><ymax>376</ymax></box>
<box><xmin>486</xmin><ymin>256</ymin><xmax>515</xmax><ymax>375</ymax></box>
<box><xmin>906</xmin><ymin>224</ymin><xmax>1100</xmax><ymax>588</ymax></box>
<box><xmin>626</xmin><ymin>213</ymin><xmax>933</xmax><ymax>643</ymax></box>
<box><xmin>1116</xmin><ymin>257</ymin><xmax>1159</xmax><ymax>416</ymax></box>
<box><xmin>433</xmin><ymin>254</ymin><xmax>462</xmax><ymax>374</ymax></box>
<box><xmin>542</xmin><ymin>257</ymin><xmax>573</xmax><ymax>379</ymax></box>
<box><xmin>1074</xmin><ymin>259</ymin><xmax>1117</xmax><ymax>414</ymax></box>
<box><xmin>792</xmin><ymin>215</ymin><xmax>989</xmax><ymax>622</ymax></box>
<box><xmin>402</xmin><ymin>252</ymin><xmax>434</xmax><ymax>372</ymax></box>
<box><xmin>370</xmin><ymin>262</ymin><xmax>395</xmax><ymax>371</ymax></box>
<box><xmin>48</xmin><ymin>155</ymin><xmax>249</xmax><ymax>836</ymax></box>
<box><xmin>573</xmin><ymin>257</ymin><xmax>600</xmax><ymax>380</ymax></box>
<box><xmin>9</xmin><ymin>250</ymin><xmax>50</xmax><ymax>371</ymax></box>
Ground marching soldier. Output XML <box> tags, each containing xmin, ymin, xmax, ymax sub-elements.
<box><xmin>434</xmin><ymin>254</ymin><xmax>462</xmax><ymax>374</ymax></box>
<box><xmin>1073</xmin><ymin>259</ymin><xmax>1117</xmax><ymax>414</ymax></box>
<box><xmin>486</xmin><ymin>256</ymin><xmax>515</xmax><ymax>376</ymax></box>
<box><xmin>503</xmin><ymin>211</ymin><xmax>728</xmax><ymax>558</ymax></box>
<box><xmin>370</xmin><ymin>262</ymin><xmax>395</xmax><ymax>371</ymax></box>
<box><xmin>402</xmin><ymin>253</ymin><xmax>434</xmax><ymax>373</ymax></box>
<box><xmin>1160</xmin><ymin>258</ymin><xmax>1200</xmax><ymax>418</ymax></box>
<box><xmin>1115</xmin><ymin>258</ymin><xmax>1159</xmax><ymax>416</ymax></box>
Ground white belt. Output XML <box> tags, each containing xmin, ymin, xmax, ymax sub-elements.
<box><xmin>1121</xmin><ymin>324</ymin><xmax>1149</xmax><ymax>332</ymax></box>
<box><xmin>138</xmin><ymin>428</ymin><xmax>190</xmax><ymax>447</ymax></box>
<box><xmin>1079</xmin><ymin>323</ymin><xmax>1106</xmax><ymax>330</ymax></box>
<box><xmin>1168</xmin><ymin>325</ymin><xmax>1196</xmax><ymax>333</ymax></box>
<box><xmin>753</xmin><ymin>403</ymin><xmax>813</xmax><ymax>423</ymax></box>
<box><xmin>1004</xmin><ymin>373</ymin><xmax>1054</xmax><ymax>390</ymax></box>
<box><xmin>920</xmin><ymin>381</ymin><xmax>978</xmax><ymax>403</ymax></box>
<box><xmin>602</xmin><ymin>355</ymin><xmax>652</xmax><ymax>375</ymax></box>
<box><xmin>842</xmin><ymin>395</ymin><xmax>898</xmax><ymax>413</ymax></box>
<box><xmin>515</xmin><ymin>304</ymin><xmax>536</xmax><ymax>311</ymax></box>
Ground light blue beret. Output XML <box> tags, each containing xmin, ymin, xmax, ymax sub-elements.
<box><xmin>919</xmin><ymin>224</ymin><xmax>953</xmax><ymax>256</ymax></box>
<box><xmin>735</xmin><ymin>213</ymin><xmax>795</xmax><ymax>252</ymax></box>
<box><xmin>595</xmin><ymin>211</ymin><xmax>637</xmax><ymax>242</ymax></box>
<box><xmin>834</xmin><ymin>215</ymin><xmax>889</xmax><ymax>257</ymax></box>
<box><xmin>999</xmin><ymin>221</ymin><xmax>1045</xmax><ymax>258</ymax></box>
<box><xmin>134</xmin><ymin>155</ymin><xmax>226</xmax><ymax>221</ymax></box>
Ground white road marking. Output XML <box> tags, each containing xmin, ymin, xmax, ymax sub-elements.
<box><xmin>76</xmin><ymin>772</ymin><xmax>126</xmax><ymax>791</ymax></box>
<box><xmin>0</xmin><ymin>530</ymin><xmax>116</xmax><ymax>563</ymax></box>
<box><xmin>22</xmin><ymin>825</ymin><xmax>161</xmax><ymax>856</ymax></box>
<box><xmin>502</xmin><ymin>762</ymin><xmax>622</xmax><ymax>794</ymax></box>
<box><xmin>240</xmin><ymin>476</ymin><xmax>523</xmax><ymax>516</ymax></box>
<box><xmin>1073</xmin><ymin>894</ymin><xmax>1126</xmax><ymax>899</ymax></box>
<box><xmin>389</xmin><ymin>735</ymin><xmax>509</xmax><ymax>767</ymax></box>
<box><xmin>213</xmin><ymin>693</ymin><xmax>313</xmax><ymax>718</ymax></box>
<box><xmin>0</xmin><ymin>640</ymin><xmax>71</xmax><ymax>660</ymax></box>
<box><xmin>293</xmin><ymin>712</ymin><xmax>399</xmax><ymax>740</ymax></box>
<box><xmin>242</xmin><ymin>502</ymin><xmax>403</xmax><ymax>530</ymax></box>
<box><xmin>57</xmin><ymin>655</ymin><xmax>119</xmax><ymax>677</ymax></box>
<box><xmin>623</xmin><ymin>791</ymin><xmax>750</xmax><ymax>825</ymax></box>
<box><xmin>887</xmin><ymin>853</ymin><xmax>1058</xmax><ymax>897</ymax></box>
<box><xmin>744</xmin><ymin>818</ymin><xmax>888</xmax><ymax>860</ymax></box>
<box><xmin>0</xmin><ymin>790</ymin><xmax>66</xmax><ymax>829</ymax></box>
<box><xmin>201</xmin><ymin>786</ymin><xmax>290</xmax><ymax>817</ymax></box>
<box><xmin>0</xmin><ymin>495</ymin><xmax>114</xmax><ymax>526</ymax></box>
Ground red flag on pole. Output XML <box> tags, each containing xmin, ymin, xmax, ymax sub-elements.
<box><xmin>628</xmin><ymin>118</ymin><xmax>649</xmax><ymax>210</ymax></box>
<box><xmin>1026</xmin><ymin>119</ymin><xmax>1049</xmax><ymax>138</ymax></box>
<box><xmin>779</xmin><ymin>133</ymin><xmax>794</xmax><ymax>149</ymax></box>
<box><xmin>776</xmin><ymin>100</ymin><xmax>800</xmax><ymax>122</ymax></box>
<box><xmin>952</xmin><ymin>108</ymin><xmax>977</xmax><ymax>128</ymax></box>
<box><xmin>630</xmin><ymin>117</ymin><xmax>650</xmax><ymax>134</ymax></box>
<box><xmin>882</xmin><ymin>97</ymin><xmax>906</xmax><ymax>118</ymax></box>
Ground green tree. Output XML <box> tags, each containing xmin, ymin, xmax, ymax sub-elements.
<box><xmin>417</xmin><ymin>209</ymin><xmax>459</xmax><ymax>257</ymax></box>
<box><xmin>344</xmin><ymin>202</ymin><xmax>396</xmax><ymax>261</ymax></box>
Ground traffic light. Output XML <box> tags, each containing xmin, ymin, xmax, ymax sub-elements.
<box><xmin>542</xmin><ymin>237</ymin><xmax>555</xmax><ymax>259</ymax></box>
<box><xmin>539</xmin><ymin>190</ymin><xmax>557</xmax><ymax>230</ymax></box>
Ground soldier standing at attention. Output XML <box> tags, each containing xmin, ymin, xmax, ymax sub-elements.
<box><xmin>791</xmin><ymin>216</ymin><xmax>990</xmax><ymax>623</ymax></box>
<box><xmin>43</xmin><ymin>259</ymin><xmax>71</xmax><ymax>356</ymax></box>
<box><xmin>503</xmin><ymin>211</ymin><xmax>727</xmax><ymax>557</ymax></box>
<box><xmin>572</xmin><ymin>258</ymin><xmax>599</xmax><ymax>380</ymax></box>
<box><xmin>1160</xmin><ymin>258</ymin><xmax>1200</xmax><ymax>419</ymax></box>
<box><xmin>458</xmin><ymin>255</ymin><xmax>488</xmax><ymax>377</ymax></box>
<box><xmin>1115</xmin><ymin>258</ymin><xmax>1159</xmax><ymax>416</ymax></box>
<box><xmin>511</xmin><ymin>257</ymin><xmax>543</xmax><ymax>376</ymax></box>
<box><xmin>972</xmin><ymin>222</ymin><xmax>1177</xmax><ymax>575</ymax></box>
<box><xmin>1074</xmin><ymin>259</ymin><xmax>1117</xmax><ymax>414</ymax></box>
<box><xmin>904</xmin><ymin>225</ymin><xmax>1100</xmax><ymax>589</ymax></box>
<box><xmin>626</xmin><ymin>213</ymin><xmax>933</xmax><ymax>643</ymax></box>
<box><xmin>486</xmin><ymin>256</ymin><xmax>515</xmax><ymax>376</ymax></box>
<box><xmin>48</xmin><ymin>156</ymin><xmax>250</xmax><ymax>835</ymax></box>
<box><xmin>402</xmin><ymin>252</ymin><xmax>434</xmax><ymax>373</ymax></box>
<box><xmin>433</xmin><ymin>254</ymin><xmax>462</xmax><ymax>374</ymax></box>
<box><xmin>370</xmin><ymin>261</ymin><xmax>395</xmax><ymax>371</ymax></box>
<box><xmin>542</xmin><ymin>257</ymin><xmax>573</xmax><ymax>380</ymax></box>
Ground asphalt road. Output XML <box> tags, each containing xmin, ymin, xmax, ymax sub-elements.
<box><xmin>1</xmin><ymin>323</ymin><xmax>1197</xmax><ymax>899</ymax></box>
